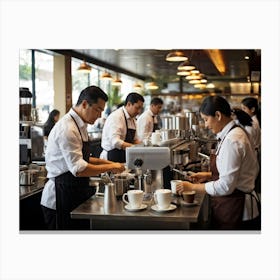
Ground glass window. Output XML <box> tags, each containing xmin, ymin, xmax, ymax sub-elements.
<box><xmin>34</xmin><ymin>51</ymin><xmax>54</xmax><ymax>123</ymax></box>
<box><xmin>19</xmin><ymin>49</ymin><xmax>32</xmax><ymax>90</ymax></box>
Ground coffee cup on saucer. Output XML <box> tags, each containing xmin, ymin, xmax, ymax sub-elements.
<box><xmin>154</xmin><ymin>189</ymin><xmax>172</xmax><ymax>210</ymax></box>
<box><xmin>182</xmin><ymin>191</ymin><xmax>196</xmax><ymax>203</ymax></box>
<box><xmin>122</xmin><ymin>190</ymin><xmax>144</xmax><ymax>209</ymax></box>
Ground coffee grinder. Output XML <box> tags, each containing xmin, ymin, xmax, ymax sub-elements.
<box><xmin>19</xmin><ymin>87</ymin><xmax>33</xmax><ymax>165</ymax></box>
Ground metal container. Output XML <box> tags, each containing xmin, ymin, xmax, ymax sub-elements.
<box><xmin>19</xmin><ymin>170</ymin><xmax>34</xmax><ymax>185</ymax></box>
<box><xmin>160</xmin><ymin>129</ymin><xmax>177</xmax><ymax>141</ymax></box>
<box><xmin>186</xmin><ymin>112</ymin><xmax>198</xmax><ymax>128</ymax></box>
<box><xmin>104</xmin><ymin>183</ymin><xmax>118</xmax><ymax>213</ymax></box>
<box><xmin>161</xmin><ymin>116</ymin><xmax>173</xmax><ymax>130</ymax></box>
<box><xmin>172</xmin><ymin>116</ymin><xmax>188</xmax><ymax>130</ymax></box>
<box><xmin>113</xmin><ymin>174</ymin><xmax>131</xmax><ymax>199</ymax></box>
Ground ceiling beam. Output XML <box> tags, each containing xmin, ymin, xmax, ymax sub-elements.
<box><xmin>49</xmin><ymin>49</ymin><xmax>150</xmax><ymax>81</ymax></box>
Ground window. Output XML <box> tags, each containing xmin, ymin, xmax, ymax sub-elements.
<box><xmin>19</xmin><ymin>49</ymin><xmax>32</xmax><ymax>91</ymax></box>
<box><xmin>35</xmin><ymin>51</ymin><xmax>54</xmax><ymax>123</ymax></box>
<box><xmin>19</xmin><ymin>49</ymin><xmax>54</xmax><ymax>123</ymax></box>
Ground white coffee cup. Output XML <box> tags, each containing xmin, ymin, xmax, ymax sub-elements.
<box><xmin>170</xmin><ymin>180</ymin><xmax>182</xmax><ymax>195</ymax></box>
<box><xmin>154</xmin><ymin>189</ymin><xmax>172</xmax><ymax>209</ymax></box>
<box><xmin>151</xmin><ymin>132</ymin><xmax>161</xmax><ymax>146</ymax></box>
<box><xmin>122</xmin><ymin>190</ymin><xmax>144</xmax><ymax>209</ymax></box>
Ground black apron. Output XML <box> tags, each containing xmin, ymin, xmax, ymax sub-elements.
<box><xmin>55</xmin><ymin>116</ymin><xmax>96</xmax><ymax>230</ymax></box>
<box><xmin>210</xmin><ymin>124</ymin><xmax>246</xmax><ymax>230</ymax></box>
<box><xmin>152</xmin><ymin>115</ymin><xmax>159</xmax><ymax>132</ymax></box>
<box><xmin>107</xmin><ymin>109</ymin><xmax>136</xmax><ymax>163</ymax></box>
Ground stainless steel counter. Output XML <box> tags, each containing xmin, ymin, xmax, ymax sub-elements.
<box><xmin>71</xmin><ymin>192</ymin><xmax>209</xmax><ymax>230</ymax></box>
<box><xmin>20</xmin><ymin>177</ymin><xmax>47</xmax><ymax>200</ymax></box>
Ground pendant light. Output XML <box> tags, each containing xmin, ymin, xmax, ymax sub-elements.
<box><xmin>112</xmin><ymin>74</ymin><xmax>122</xmax><ymax>86</ymax></box>
<box><xmin>166</xmin><ymin>50</ymin><xmax>188</xmax><ymax>62</ymax></box>
<box><xmin>77</xmin><ymin>60</ymin><xmax>92</xmax><ymax>73</ymax></box>
<box><xmin>101</xmin><ymin>71</ymin><xmax>113</xmax><ymax>80</ymax></box>
<box><xmin>133</xmin><ymin>82</ymin><xmax>142</xmax><ymax>90</ymax></box>
<box><xmin>177</xmin><ymin>60</ymin><xmax>196</xmax><ymax>71</ymax></box>
<box><xmin>146</xmin><ymin>82</ymin><xmax>159</xmax><ymax>90</ymax></box>
<box><xmin>177</xmin><ymin>70</ymin><xmax>191</xmax><ymax>76</ymax></box>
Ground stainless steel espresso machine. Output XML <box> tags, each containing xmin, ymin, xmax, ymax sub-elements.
<box><xmin>126</xmin><ymin>146</ymin><xmax>171</xmax><ymax>195</ymax></box>
<box><xmin>19</xmin><ymin>88</ymin><xmax>33</xmax><ymax>165</ymax></box>
<box><xmin>19</xmin><ymin>87</ymin><xmax>45</xmax><ymax>165</ymax></box>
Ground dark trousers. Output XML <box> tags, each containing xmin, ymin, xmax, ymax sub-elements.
<box><xmin>41</xmin><ymin>205</ymin><xmax>57</xmax><ymax>230</ymax></box>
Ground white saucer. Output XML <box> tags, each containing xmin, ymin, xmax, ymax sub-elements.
<box><xmin>180</xmin><ymin>199</ymin><xmax>199</xmax><ymax>207</ymax></box>
<box><xmin>151</xmin><ymin>204</ymin><xmax>177</xmax><ymax>212</ymax></box>
<box><xmin>124</xmin><ymin>204</ymin><xmax>147</xmax><ymax>212</ymax></box>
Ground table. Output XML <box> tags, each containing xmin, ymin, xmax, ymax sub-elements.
<box><xmin>70</xmin><ymin>192</ymin><xmax>210</xmax><ymax>230</ymax></box>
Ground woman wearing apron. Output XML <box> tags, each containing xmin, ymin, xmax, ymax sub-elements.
<box><xmin>100</xmin><ymin>92</ymin><xmax>144</xmax><ymax>163</ymax></box>
<box><xmin>176</xmin><ymin>96</ymin><xmax>260</xmax><ymax>230</ymax></box>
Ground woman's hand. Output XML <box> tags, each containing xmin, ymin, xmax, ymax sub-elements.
<box><xmin>176</xmin><ymin>181</ymin><xmax>194</xmax><ymax>195</ymax></box>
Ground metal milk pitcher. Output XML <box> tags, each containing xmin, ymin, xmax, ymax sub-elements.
<box><xmin>104</xmin><ymin>183</ymin><xmax>117</xmax><ymax>213</ymax></box>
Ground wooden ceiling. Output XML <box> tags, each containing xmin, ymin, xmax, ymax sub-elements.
<box><xmin>53</xmin><ymin>49</ymin><xmax>261</xmax><ymax>86</ymax></box>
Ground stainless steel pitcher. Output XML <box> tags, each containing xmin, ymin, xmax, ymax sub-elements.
<box><xmin>19</xmin><ymin>170</ymin><xmax>33</xmax><ymax>185</ymax></box>
<box><xmin>104</xmin><ymin>183</ymin><xmax>117</xmax><ymax>213</ymax></box>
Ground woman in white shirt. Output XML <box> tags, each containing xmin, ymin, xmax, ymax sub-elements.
<box><xmin>176</xmin><ymin>96</ymin><xmax>260</xmax><ymax>230</ymax></box>
<box><xmin>241</xmin><ymin>97</ymin><xmax>261</xmax><ymax>150</ymax></box>
<box><xmin>231</xmin><ymin>108</ymin><xmax>258</xmax><ymax>150</ymax></box>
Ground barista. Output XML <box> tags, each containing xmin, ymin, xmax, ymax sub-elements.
<box><xmin>136</xmin><ymin>97</ymin><xmax>164</xmax><ymax>141</ymax></box>
<box><xmin>100</xmin><ymin>92</ymin><xmax>144</xmax><ymax>163</ymax></box>
<box><xmin>41</xmin><ymin>86</ymin><xmax>125</xmax><ymax>230</ymax></box>
<box><xmin>176</xmin><ymin>96</ymin><xmax>260</xmax><ymax>230</ymax></box>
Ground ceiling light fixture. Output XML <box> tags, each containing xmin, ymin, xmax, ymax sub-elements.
<box><xmin>177</xmin><ymin>60</ymin><xmax>196</xmax><ymax>71</ymax></box>
<box><xmin>166</xmin><ymin>50</ymin><xmax>188</xmax><ymax>62</ymax></box>
<box><xmin>133</xmin><ymin>82</ymin><xmax>142</xmax><ymax>89</ymax></box>
<box><xmin>77</xmin><ymin>60</ymin><xmax>92</xmax><ymax>73</ymax></box>
<box><xmin>194</xmin><ymin>84</ymin><xmax>207</xmax><ymax>89</ymax></box>
<box><xmin>146</xmin><ymin>82</ymin><xmax>159</xmax><ymax>90</ymax></box>
<box><xmin>101</xmin><ymin>71</ymin><xmax>113</xmax><ymax>80</ymax></box>
<box><xmin>177</xmin><ymin>70</ymin><xmax>191</xmax><ymax>76</ymax></box>
<box><xmin>188</xmin><ymin>79</ymin><xmax>201</xmax><ymax>84</ymax></box>
<box><xmin>112</xmin><ymin>74</ymin><xmax>122</xmax><ymax>86</ymax></box>
<box><xmin>186</xmin><ymin>74</ymin><xmax>202</xmax><ymax>80</ymax></box>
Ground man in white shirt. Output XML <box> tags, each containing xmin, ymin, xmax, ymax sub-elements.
<box><xmin>41</xmin><ymin>86</ymin><xmax>125</xmax><ymax>229</ymax></box>
<box><xmin>136</xmin><ymin>97</ymin><xmax>163</xmax><ymax>141</ymax></box>
<box><xmin>176</xmin><ymin>96</ymin><xmax>260</xmax><ymax>230</ymax></box>
<box><xmin>100</xmin><ymin>92</ymin><xmax>144</xmax><ymax>163</ymax></box>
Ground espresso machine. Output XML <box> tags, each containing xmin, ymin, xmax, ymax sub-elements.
<box><xmin>19</xmin><ymin>88</ymin><xmax>33</xmax><ymax>165</ymax></box>
<box><xmin>126</xmin><ymin>146</ymin><xmax>171</xmax><ymax>194</ymax></box>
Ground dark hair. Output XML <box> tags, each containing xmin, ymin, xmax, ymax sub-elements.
<box><xmin>43</xmin><ymin>109</ymin><xmax>60</xmax><ymax>137</ymax></box>
<box><xmin>232</xmin><ymin>108</ymin><xmax>252</xmax><ymax>127</ymax></box>
<box><xmin>241</xmin><ymin>97</ymin><xmax>261</xmax><ymax>127</ymax></box>
<box><xmin>124</xmin><ymin>92</ymin><xmax>144</xmax><ymax>105</ymax></box>
<box><xmin>76</xmin><ymin>86</ymin><xmax>108</xmax><ymax>106</ymax></box>
<box><xmin>151</xmin><ymin>97</ymin><xmax>163</xmax><ymax>106</ymax></box>
<box><xmin>199</xmin><ymin>96</ymin><xmax>231</xmax><ymax>117</ymax></box>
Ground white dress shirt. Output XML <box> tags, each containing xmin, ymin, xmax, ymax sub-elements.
<box><xmin>205</xmin><ymin>121</ymin><xmax>259</xmax><ymax>220</ymax></box>
<box><xmin>252</xmin><ymin>115</ymin><xmax>261</xmax><ymax>150</ymax></box>
<box><xmin>136</xmin><ymin>108</ymin><xmax>157</xmax><ymax>140</ymax></box>
<box><xmin>41</xmin><ymin>108</ymin><xmax>89</xmax><ymax>210</ymax></box>
<box><xmin>100</xmin><ymin>106</ymin><xmax>138</xmax><ymax>159</ymax></box>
